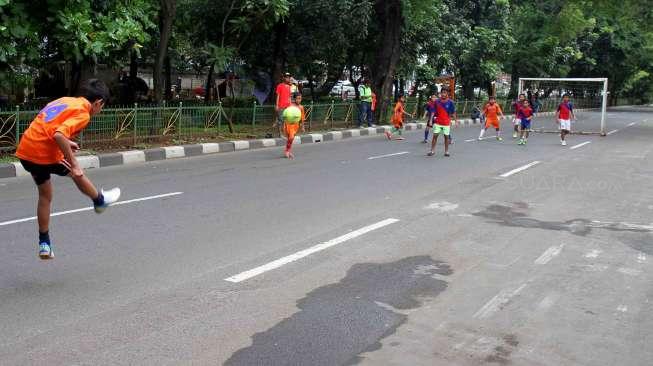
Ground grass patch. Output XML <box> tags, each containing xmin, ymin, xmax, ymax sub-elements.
<box><xmin>0</xmin><ymin>154</ymin><xmax>18</xmax><ymax>164</ymax></box>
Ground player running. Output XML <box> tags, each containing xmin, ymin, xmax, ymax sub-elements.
<box><xmin>15</xmin><ymin>79</ymin><xmax>121</xmax><ymax>260</ymax></box>
<box><xmin>512</xmin><ymin>93</ymin><xmax>526</xmax><ymax>138</ymax></box>
<box><xmin>427</xmin><ymin>89</ymin><xmax>457</xmax><ymax>157</ymax></box>
<box><xmin>421</xmin><ymin>95</ymin><xmax>437</xmax><ymax>143</ymax></box>
<box><xmin>386</xmin><ymin>95</ymin><xmax>413</xmax><ymax>140</ymax></box>
<box><xmin>517</xmin><ymin>99</ymin><xmax>534</xmax><ymax>145</ymax></box>
<box><xmin>557</xmin><ymin>94</ymin><xmax>575</xmax><ymax>146</ymax></box>
<box><xmin>478</xmin><ymin>96</ymin><xmax>505</xmax><ymax>141</ymax></box>
<box><xmin>282</xmin><ymin>93</ymin><xmax>305</xmax><ymax>159</ymax></box>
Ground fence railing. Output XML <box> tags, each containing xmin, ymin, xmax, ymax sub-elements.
<box><xmin>0</xmin><ymin>96</ymin><xmax>614</xmax><ymax>151</ymax></box>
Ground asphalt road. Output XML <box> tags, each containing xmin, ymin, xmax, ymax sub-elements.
<box><xmin>1</xmin><ymin>107</ymin><xmax>652</xmax><ymax>365</ymax></box>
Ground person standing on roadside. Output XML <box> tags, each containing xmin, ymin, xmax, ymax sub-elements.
<box><xmin>358</xmin><ymin>79</ymin><xmax>375</xmax><ymax>128</ymax></box>
<box><xmin>275</xmin><ymin>72</ymin><xmax>293</xmax><ymax>137</ymax></box>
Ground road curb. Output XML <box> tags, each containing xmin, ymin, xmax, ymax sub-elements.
<box><xmin>0</xmin><ymin>107</ymin><xmax>599</xmax><ymax>179</ymax></box>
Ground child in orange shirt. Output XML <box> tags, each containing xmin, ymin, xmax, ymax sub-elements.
<box><xmin>282</xmin><ymin>93</ymin><xmax>306</xmax><ymax>159</ymax></box>
<box><xmin>478</xmin><ymin>96</ymin><xmax>505</xmax><ymax>141</ymax></box>
<box><xmin>385</xmin><ymin>95</ymin><xmax>413</xmax><ymax>141</ymax></box>
<box><xmin>15</xmin><ymin>79</ymin><xmax>121</xmax><ymax>259</ymax></box>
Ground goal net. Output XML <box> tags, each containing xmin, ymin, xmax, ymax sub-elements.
<box><xmin>518</xmin><ymin>78</ymin><xmax>608</xmax><ymax>136</ymax></box>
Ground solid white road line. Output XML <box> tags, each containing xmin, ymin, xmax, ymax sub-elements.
<box><xmin>0</xmin><ymin>192</ymin><xmax>184</xmax><ymax>227</ymax></box>
<box><xmin>534</xmin><ymin>244</ymin><xmax>565</xmax><ymax>265</ymax></box>
<box><xmin>570</xmin><ymin>141</ymin><xmax>591</xmax><ymax>150</ymax></box>
<box><xmin>584</xmin><ymin>249</ymin><xmax>602</xmax><ymax>259</ymax></box>
<box><xmin>499</xmin><ymin>161</ymin><xmax>541</xmax><ymax>178</ymax></box>
<box><xmin>607</xmin><ymin>129</ymin><xmax>619</xmax><ymax>135</ymax></box>
<box><xmin>473</xmin><ymin>284</ymin><xmax>528</xmax><ymax>319</ymax></box>
<box><xmin>368</xmin><ymin>152</ymin><xmax>410</xmax><ymax>160</ymax></box>
<box><xmin>224</xmin><ymin>218</ymin><xmax>400</xmax><ymax>283</ymax></box>
<box><xmin>627</xmin><ymin>122</ymin><xmax>636</xmax><ymax>127</ymax></box>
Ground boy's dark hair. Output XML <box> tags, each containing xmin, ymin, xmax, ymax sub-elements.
<box><xmin>563</xmin><ymin>93</ymin><xmax>570</xmax><ymax>98</ymax></box>
<box><xmin>78</xmin><ymin>79</ymin><xmax>110</xmax><ymax>103</ymax></box>
<box><xmin>292</xmin><ymin>92</ymin><xmax>302</xmax><ymax>100</ymax></box>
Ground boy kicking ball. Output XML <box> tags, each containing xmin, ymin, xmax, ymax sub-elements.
<box><xmin>478</xmin><ymin>96</ymin><xmax>505</xmax><ymax>141</ymax></box>
<box><xmin>15</xmin><ymin>79</ymin><xmax>121</xmax><ymax>260</ymax></box>
<box><xmin>517</xmin><ymin>100</ymin><xmax>534</xmax><ymax>145</ymax></box>
<box><xmin>557</xmin><ymin>94</ymin><xmax>575</xmax><ymax>146</ymax></box>
<box><xmin>386</xmin><ymin>95</ymin><xmax>413</xmax><ymax>141</ymax></box>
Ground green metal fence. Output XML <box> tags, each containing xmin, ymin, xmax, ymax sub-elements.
<box><xmin>0</xmin><ymin>96</ymin><xmax>615</xmax><ymax>151</ymax></box>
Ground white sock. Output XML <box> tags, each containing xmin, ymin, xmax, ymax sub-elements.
<box><xmin>479</xmin><ymin>129</ymin><xmax>485</xmax><ymax>138</ymax></box>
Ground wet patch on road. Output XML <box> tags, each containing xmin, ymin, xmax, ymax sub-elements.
<box><xmin>473</xmin><ymin>204</ymin><xmax>653</xmax><ymax>253</ymax></box>
<box><xmin>224</xmin><ymin>256</ymin><xmax>452</xmax><ymax>366</ymax></box>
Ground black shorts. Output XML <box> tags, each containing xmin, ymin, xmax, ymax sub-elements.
<box><xmin>20</xmin><ymin>159</ymin><xmax>70</xmax><ymax>185</ymax></box>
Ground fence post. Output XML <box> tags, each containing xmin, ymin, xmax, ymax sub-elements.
<box><xmin>330</xmin><ymin>99</ymin><xmax>335</xmax><ymax>130</ymax></box>
<box><xmin>133</xmin><ymin>103</ymin><xmax>138</xmax><ymax>146</ymax></box>
<box><xmin>309</xmin><ymin>101</ymin><xmax>313</xmax><ymax>132</ymax></box>
<box><xmin>178</xmin><ymin>102</ymin><xmax>183</xmax><ymax>140</ymax></box>
<box><xmin>251</xmin><ymin>101</ymin><xmax>257</xmax><ymax>134</ymax></box>
<box><xmin>15</xmin><ymin>105</ymin><xmax>20</xmax><ymax>148</ymax></box>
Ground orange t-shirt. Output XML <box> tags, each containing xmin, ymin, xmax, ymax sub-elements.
<box><xmin>483</xmin><ymin>103</ymin><xmax>502</xmax><ymax>123</ymax></box>
<box><xmin>16</xmin><ymin>97</ymin><xmax>92</xmax><ymax>164</ymax></box>
<box><xmin>391</xmin><ymin>102</ymin><xmax>404</xmax><ymax>126</ymax></box>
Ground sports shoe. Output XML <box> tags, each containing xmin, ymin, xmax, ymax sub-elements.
<box><xmin>39</xmin><ymin>242</ymin><xmax>54</xmax><ymax>260</ymax></box>
<box><xmin>395</xmin><ymin>136</ymin><xmax>405</xmax><ymax>140</ymax></box>
<box><xmin>94</xmin><ymin>188</ymin><xmax>121</xmax><ymax>214</ymax></box>
<box><xmin>427</xmin><ymin>151</ymin><xmax>435</xmax><ymax>157</ymax></box>
<box><xmin>385</xmin><ymin>131</ymin><xmax>392</xmax><ymax>140</ymax></box>
<box><xmin>561</xmin><ymin>140</ymin><xmax>567</xmax><ymax>146</ymax></box>
<box><xmin>444</xmin><ymin>152</ymin><xmax>451</xmax><ymax>157</ymax></box>
<box><xmin>478</xmin><ymin>137</ymin><xmax>483</xmax><ymax>141</ymax></box>
<box><xmin>497</xmin><ymin>136</ymin><xmax>503</xmax><ymax>141</ymax></box>
<box><xmin>518</xmin><ymin>139</ymin><xmax>524</xmax><ymax>145</ymax></box>
<box><xmin>513</xmin><ymin>132</ymin><xmax>517</xmax><ymax>138</ymax></box>
<box><xmin>421</xmin><ymin>140</ymin><xmax>428</xmax><ymax>144</ymax></box>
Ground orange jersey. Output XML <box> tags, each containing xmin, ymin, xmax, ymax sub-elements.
<box><xmin>483</xmin><ymin>103</ymin><xmax>502</xmax><ymax>123</ymax></box>
<box><xmin>16</xmin><ymin>97</ymin><xmax>92</xmax><ymax>164</ymax></box>
<box><xmin>391</xmin><ymin>102</ymin><xmax>404</xmax><ymax>126</ymax></box>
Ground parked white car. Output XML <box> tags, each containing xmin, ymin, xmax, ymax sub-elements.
<box><xmin>330</xmin><ymin>80</ymin><xmax>356</xmax><ymax>98</ymax></box>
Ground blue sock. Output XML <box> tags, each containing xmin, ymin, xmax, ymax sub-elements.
<box><xmin>93</xmin><ymin>193</ymin><xmax>105</xmax><ymax>206</ymax></box>
<box><xmin>39</xmin><ymin>231</ymin><xmax>50</xmax><ymax>244</ymax></box>
<box><xmin>424</xmin><ymin>130</ymin><xmax>429</xmax><ymax>141</ymax></box>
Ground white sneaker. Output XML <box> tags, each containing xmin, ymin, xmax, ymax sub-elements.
<box><xmin>94</xmin><ymin>188</ymin><xmax>121</xmax><ymax>214</ymax></box>
<box><xmin>561</xmin><ymin>140</ymin><xmax>567</xmax><ymax>146</ymax></box>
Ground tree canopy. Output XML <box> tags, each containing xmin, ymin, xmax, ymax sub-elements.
<box><xmin>2</xmin><ymin>0</ymin><xmax>652</xmax><ymax>106</ymax></box>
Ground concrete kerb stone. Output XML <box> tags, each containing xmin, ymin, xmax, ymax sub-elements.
<box><xmin>98</xmin><ymin>153</ymin><xmax>123</xmax><ymax>167</ymax></box>
<box><xmin>77</xmin><ymin>155</ymin><xmax>100</xmax><ymax>169</ymax></box>
<box><xmin>261</xmin><ymin>138</ymin><xmax>277</xmax><ymax>147</ymax></box>
<box><xmin>326</xmin><ymin>131</ymin><xmax>343</xmax><ymax>140</ymax></box>
<box><xmin>201</xmin><ymin>143</ymin><xmax>220</xmax><ymax>154</ymax></box>
<box><xmin>120</xmin><ymin>150</ymin><xmax>146</xmax><ymax>164</ymax></box>
<box><xmin>405</xmin><ymin>123</ymin><xmax>417</xmax><ymax>131</ymax></box>
<box><xmin>163</xmin><ymin>146</ymin><xmax>185</xmax><ymax>159</ymax></box>
<box><xmin>182</xmin><ymin>144</ymin><xmax>204</xmax><ymax>157</ymax></box>
<box><xmin>347</xmin><ymin>129</ymin><xmax>361</xmax><ymax>137</ymax></box>
<box><xmin>248</xmin><ymin>140</ymin><xmax>265</xmax><ymax>149</ymax></box>
<box><xmin>300</xmin><ymin>135</ymin><xmax>314</xmax><ymax>144</ymax></box>
<box><xmin>12</xmin><ymin>162</ymin><xmax>29</xmax><ymax>177</ymax></box>
<box><xmin>144</xmin><ymin>148</ymin><xmax>166</xmax><ymax>161</ymax></box>
<box><xmin>218</xmin><ymin>142</ymin><xmax>235</xmax><ymax>152</ymax></box>
<box><xmin>0</xmin><ymin>163</ymin><xmax>16</xmax><ymax>178</ymax></box>
<box><xmin>231</xmin><ymin>140</ymin><xmax>250</xmax><ymax>151</ymax></box>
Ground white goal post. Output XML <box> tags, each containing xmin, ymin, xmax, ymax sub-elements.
<box><xmin>519</xmin><ymin>77</ymin><xmax>609</xmax><ymax>136</ymax></box>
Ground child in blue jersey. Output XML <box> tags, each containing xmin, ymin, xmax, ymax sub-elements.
<box><xmin>517</xmin><ymin>100</ymin><xmax>534</xmax><ymax>145</ymax></box>
<box><xmin>421</xmin><ymin>95</ymin><xmax>437</xmax><ymax>143</ymax></box>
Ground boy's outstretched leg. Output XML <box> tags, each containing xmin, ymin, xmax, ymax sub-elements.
<box><xmin>478</xmin><ymin>127</ymin><xmax>486</xmax><ymax>140</ymax></box>
<box><xmin>444</xmin><ymin>135</ymin><xmax>450</xmax><ymax>156</ymax></box>
<box><xmin>70</xmin><ymin>174</ymin><xmax>120</xmax><ymax>213</ymax></box>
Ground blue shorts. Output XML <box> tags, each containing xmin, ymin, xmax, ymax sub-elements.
<box><xmin>520</xmin><ymin>119</ymin><xmax>531</xmax><ymax>130</ymax></box>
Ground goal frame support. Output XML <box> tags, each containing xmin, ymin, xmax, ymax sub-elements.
<box><xmin>519</xmin><ymin>77</ymin><xmax>609</xmax><ymax>136</ymax></box>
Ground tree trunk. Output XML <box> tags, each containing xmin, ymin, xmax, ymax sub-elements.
<box><xmin>270</xmin><ymin>19</ymin><xmax>288</xmax><ymax>102</ymax></box>
<box><xmin>154</xmin><ymin>0</ymin><xmax>176</xmax><ymax>103</ymax></box>
<box><xmin>205</xmin><ymin>63</ymin><xmax>214</xmax><ymax>104</ymax></box>
<box><xmin>129</xmin><ymin>50</ymin><xmax>138</xmax><ymax>79</ymax></box>
<box><xmin>370</xmin><ymin>0</ymin><xmax>403</xmax><ymax>124</ymax></box>
<box><xmin>164</xmin><ymin>55</ymin><xmax>172</xmax><ymax>101</ymax></box>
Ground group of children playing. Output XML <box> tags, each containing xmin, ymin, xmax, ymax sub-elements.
<box><xmin>16</xmin><ymin>78</ymin><xmax>576</xmax><ymax>261</ymax></box>
<box><xmin>384</xmin><ymin>90</ymin><xmax>576</xmax><ymax>152</ymax></box>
